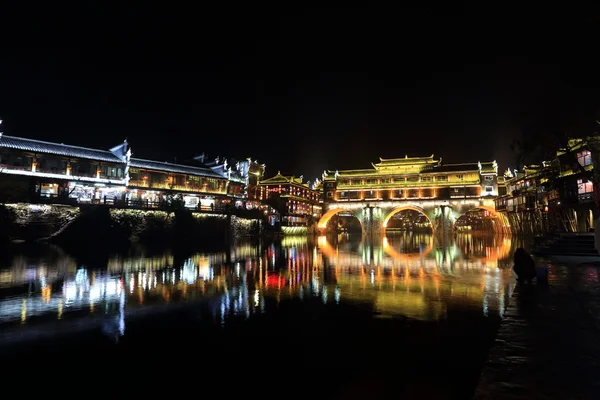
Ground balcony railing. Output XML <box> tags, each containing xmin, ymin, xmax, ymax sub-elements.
<box><xmin>0</xmin><ymin>163</ymin><xmax>30</xmax><ymax>171</ymax></box>
<box><xmin>578</xmin><ymin>192</ymin><xmax>594</xmax><ymax>203</ymax></box>
<box><xmin>128</xmin><ymin>180</ymin><xmax>227</xmax><ymax>194</ymax></box>
<box><xmin>37</xmin><ymin>194</ymin><xmax>229</xmax><ymax>213</ymax></box>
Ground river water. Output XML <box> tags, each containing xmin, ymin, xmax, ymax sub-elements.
<box><xmin>0</xmin><ymin>233</ymin><xmax>524</xmax><ymax>398</ymax></box>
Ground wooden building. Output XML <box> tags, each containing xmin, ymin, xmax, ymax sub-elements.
<box><xmin>0</xmin><ymin>133</ymin><xmax>260</xmax><ymax>211</ymax></box>
<box><xmin>494</xmin><ymin>137</ymin><xmax>599</xmax><ymax>234</ymax></box>
<box><xmin>258</xmin><ymin>172</ymin><xmax>322</xmax><ymax>226</ymax></box>
<box><xmin>321</xmin><ymin>155</ymin><xmax>498</xmax><ymax>203</ymax></box>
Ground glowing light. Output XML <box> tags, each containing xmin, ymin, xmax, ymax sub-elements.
<box><xmin>20</xmin><ymin>299</ymin><xmax>27</xmax><ymax>323</ymax></box>
<box><xmin>254</xmin><ymin>289</ymin><xmax>260</xmax><ymax>307</ymax></box>
<box><xmin>0</xmin><ymin>168</ymin><xmax>127</xmax><ymax>186</ymax></box>
<box><xmin>182</xmin><ymin>259</ymin><xmax>197</xmax><ymax>284</ymax></box>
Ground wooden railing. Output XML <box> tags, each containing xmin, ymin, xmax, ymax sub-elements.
<box><xmin>128</xmin><ymin>180</ymin><xmax>227</xmax><ymax>195</ymax></box>
<box><xmin>36</xmin><ymin>194</ymin><xmax>228</xmax><ymax>213</ymax></box>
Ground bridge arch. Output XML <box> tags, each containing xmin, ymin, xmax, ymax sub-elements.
<box><xmin>382</xmin><ymin>205</ymin><xmax>434</xmax><ymax>233</ymax></box>
<box><xmin>317</xmin><ymin>208</ymin><xmax>362</xmax><ymax>231</ymax></box>
<box><xmin>456</xmin><ymin>206</ymin><xmax>511</xmax><ymax>234</ymax></box>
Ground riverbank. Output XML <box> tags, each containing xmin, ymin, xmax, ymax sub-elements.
<box><xmin>475</xmin><ymin>261</ymin><xmax>600</xmax><ymax>399</ymax></box>
<box><xmin>0</xmin><ymin>203</ymin><xmax>263</xmax><ymax>245</ymax></box>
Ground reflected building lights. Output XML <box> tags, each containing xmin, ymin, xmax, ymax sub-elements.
<box><xmin>1</xmin><ymin>234</ymin><xmax>517</xmax><ymax>329</ymax></box>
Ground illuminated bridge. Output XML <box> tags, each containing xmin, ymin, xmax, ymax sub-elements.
<box><xmin>317</xmin><ymin>155</ymin><xmax>511</xmax><ymax>235</ymax></box>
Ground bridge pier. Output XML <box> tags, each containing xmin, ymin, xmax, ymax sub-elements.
<box><xmin>433</xmin><ymin>205</ymin><xmax>456</xmax><ymax>235</ymax></box>
<box><xmin>361</xmin><ymin>204</ymin><xmax>384</xmax><ymax>237</ymax></box>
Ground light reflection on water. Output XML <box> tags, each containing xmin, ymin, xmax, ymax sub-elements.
<box><xmin>0</xmin><ymin>233</ymin><xmax>522</xmax><ymax>342</ymax></box>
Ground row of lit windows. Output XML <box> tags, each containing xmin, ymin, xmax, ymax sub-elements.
<box><xmin>261</xmin><ymin>185</ymin><xmax>319</xmax><ymax>201</ymax></box>
<box><xmin>336</xmin><ymin>174</ymin><xmax>481</xmax><ymax>186</ymax></box>
<box><xmin>331</xmin><ymin>187</ymin><xmax>482</xmax><ymax>199</ymax></box>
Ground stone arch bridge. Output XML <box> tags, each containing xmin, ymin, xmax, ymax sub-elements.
<box><xmin>317</xmin><ymin>199</ymin><xmax>510</xmax><ymax>235</ymax></box>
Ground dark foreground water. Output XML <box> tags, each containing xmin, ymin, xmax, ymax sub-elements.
<box><xmin>0</xmin><ymin>233</ymin><xmax>524</xmax><ymax>399</ymax></box>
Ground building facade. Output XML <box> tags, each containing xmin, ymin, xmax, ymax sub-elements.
<box><xmin>201</xmin><ymin>156</ymin><xmax>265</xmax><ymax>208</ymax></box>
<box><xmin>0</xmin><ymin>134</ymin><xmax>130</xmax><ymax>204</ymax></box>
<box><xmin>321</xmin><ymin>155</ymin><xmax>498</xmax><ymax>204</ymax></box>
<box><xmin>0</xmin><ymin>133</ymin><xmax>262</xmax><ymax>211</ymax></box>
<box><xmin>127</xmin><ymin>158</ymin><xmax>230</xmax><ymax>210</ymax></box>
<box><xmin>258</xmin><ymin>172</ymin><xmax>322</xmax><ymax>226</ymax></box>
<box><xmin>494</xmin><ymin>137</ymin><xmax>599</xmax><ymax>234</ymax></box>
<box><xmin>494</xmin><ymin>164</ymin><xmax>557</xmax><ymax>234</ymax></box>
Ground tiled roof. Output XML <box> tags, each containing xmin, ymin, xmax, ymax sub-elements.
<box><xmin>431</xmin><ymin>163</ymin><xmax>480</xmax><ymax>173</ymax></box>
<box><xmin>374</xmin><ymin>155</ymin><xmax>439</xmax><ymax>166</ymax></box>
<box><xmin>335</xmin><ymin>169</ymin><xmax>380</xmax><ymax>176</ymax></box>
<box><xmin>259</xmin><ymin>172</ymin><xmax>293</xmax><ymax>184</ymax></box>
<box><xmin>0</xmin><ymin>135</ymin><xmax>124</xmax><ymax>163</ymax></box>
<box><xmin>479</xmin><ymin>161</ymin><xmax>498</xmax><ymax>173</ymax></box>
<box><xmin>260</xmin><ymin>172</ymin><xmax>308</xmax><ymax>186</ymax></box>
<box><xmin>129</xmin><ymin>158</ymin><xmax>224</xmax><ymax>179</ymax></box>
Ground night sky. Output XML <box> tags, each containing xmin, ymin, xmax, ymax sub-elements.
<box><xmin>1</xmin><ymin>6</ymin><xmax>599</xmax><ymax>181</ymax></box>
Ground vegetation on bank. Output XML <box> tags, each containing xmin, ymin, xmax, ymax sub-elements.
<box><xmin>0</xmin><ymin>203</ymin><xmax>263</xmax><ymax>246</ymax></box>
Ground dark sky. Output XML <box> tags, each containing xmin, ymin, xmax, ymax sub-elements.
<box><xmin>1</xmin><ymin>5</ymin><xmax>599</xmax><ymax>181</ymax></box>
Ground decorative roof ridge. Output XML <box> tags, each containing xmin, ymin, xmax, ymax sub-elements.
<box><xmin>378</xmin><ymin>154</ymin><xmax>435</xmax><ymax>162</ymax></box>
<box><xmin>0</xmin><ymin>134</ymin><xmax>118</xmax><ymax>154</ymax></box>
<box><xmin>259</xmin><ymin>171</ymin><xmax>295</xmax><ymax>183</ymax></box>
<box><xmin>438</xmin><ymin>162</ymin><xmax>479</xmax><ymax>166</ymax></box>
<box><xmin>336</xmin><ymin>168</ymin><xmax>378</xmax><ymax>173</ymax></box>
<box><xmin>130</xmin><ymin>157</ymin><xmax>218</xmax><ymax>173</ymax></box>
<box><xmin>132</xmin><ymin>156</ymin><xmax>208</xmax><ymax>167</ymax></box>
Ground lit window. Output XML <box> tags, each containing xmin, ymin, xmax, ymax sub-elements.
<box><xmin>578</xmin><ymin>179</ymin><xmax>593</xmax><ymax>194</ymax></box>
<box><xmin>577</xmin><ymin>150</ymin><xmax>592</xmax><ymax>167</ymax></box>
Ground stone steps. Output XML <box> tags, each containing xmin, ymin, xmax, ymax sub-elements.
<box><xmin>533</xmin><ymin>233</ymin><xmax>598</xmax><ymax>257</ymax></box>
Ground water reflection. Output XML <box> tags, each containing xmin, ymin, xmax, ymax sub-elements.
<box><xmin>0</xmin><ymin>233</ymin><xmax>523</xmax><ymax>343</ymax></box>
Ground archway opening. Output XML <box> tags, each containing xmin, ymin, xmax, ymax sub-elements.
<box><xmin>383</xmin><ymin>207</ymin><xmax>433</xmax><ymax>234</ymax></box>
<box><xmin>317</xmin><ymin>208</ymin><xmax>362</xmax><ymax>234</ymax></box>
<box><xmin>455</xmin><ymin>206</ymin><xmax>510</xmax><ymax>234</ymax></box>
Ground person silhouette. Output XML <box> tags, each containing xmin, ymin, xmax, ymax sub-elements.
<box><xmin>513</xmin><ymin>248</ymin><xmax>537</xmax><ymax>284</ymax></box>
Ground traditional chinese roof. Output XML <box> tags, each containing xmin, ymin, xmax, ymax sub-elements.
<box><xmin>208</xmin><ymin>163</ymin><xmax>228</xmax><ymax>177</ymax></box>
<box><xmin>0</xmin><ymin>134</ymin><xmax>126</xmax><ymax>163</ymax></box>
<box><xmin>478</xmin><ymin>161</ymin><xmax>498</xmax><ymax>174</ymax></box>
<box><xmin>260</xmin><ymin>171</ymin><xmax>309</xmax><ymax>187</ymax></box>
<box><xmin>333</xmin><ymin>168</ymin><xmax>379</xmax><ymax>176</ymax></box>
<box><xmin>430</xmin><ymin>163</ymin><xmax>480</xmax><ymax>173</ymax></box>
<box><xmin>129</xmin><ymin>158</ymin><xmax>224</xmax><ymax>179</ymax></box>
<box><xmin>373</xmin><ymin>155</ymin><xmax>441</xmax><ymax>169</ymax></box>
